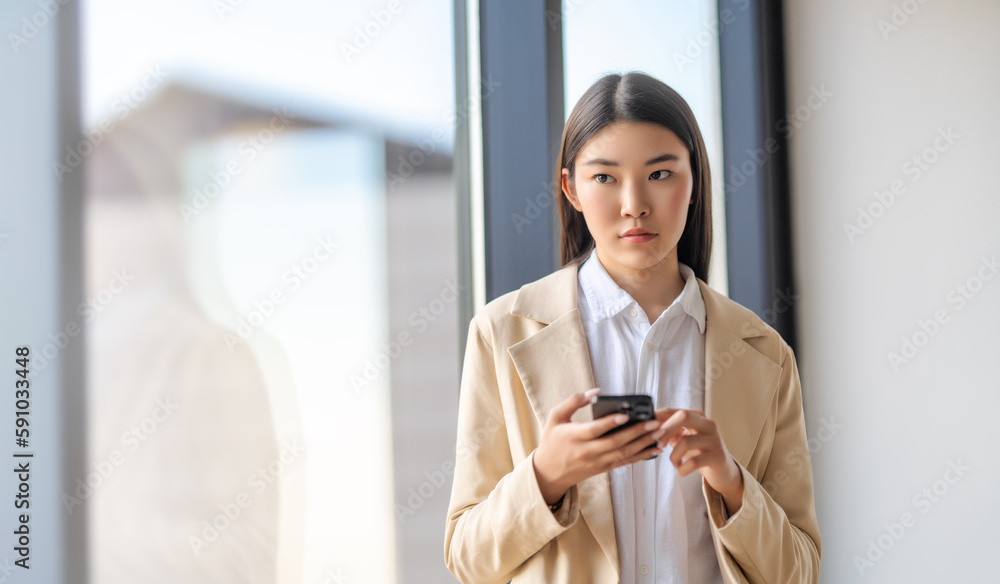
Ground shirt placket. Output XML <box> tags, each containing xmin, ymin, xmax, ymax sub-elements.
<box><xmin>632</xmin><ymin>310</ymin><xmax>657</xmax><ymax>583</ymax></box>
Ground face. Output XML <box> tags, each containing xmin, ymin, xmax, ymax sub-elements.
<box><xmin>562</xmin><ymin>121</ymin><xmax>694</xmax><ymax>281</ymax></box>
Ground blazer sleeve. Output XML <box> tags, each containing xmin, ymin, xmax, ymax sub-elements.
<box><xmin>703</xmin><ymin>341</ymin><xmax>822</xmax><ymax>584</ymax></box>
<box><xmin>443</xmin><ymin>317</ymin><xmax>582</xmax><ymax>584</ymax></box>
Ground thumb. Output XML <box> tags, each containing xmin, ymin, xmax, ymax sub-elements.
<box><xmin>548</xmin><ymin>387</ymin><xmax>601</xmax><ymax>425</ymax></box>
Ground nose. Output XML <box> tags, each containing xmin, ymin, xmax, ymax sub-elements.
<box><xmin>620</xmin><ymin>180</ymin><xmax>650</xmax><ymax>218</ymax></box>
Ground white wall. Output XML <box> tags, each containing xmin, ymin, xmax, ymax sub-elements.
<box><xmin>784</xmin><ymin>1</ymin><xmax>1000</xmax><ymax>581</ymax></box>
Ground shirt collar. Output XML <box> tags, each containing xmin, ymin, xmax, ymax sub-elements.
<box><xmin>578</xmin><ymin>247</ymin><xmax>706</xmax><ymax>333</ymax></box>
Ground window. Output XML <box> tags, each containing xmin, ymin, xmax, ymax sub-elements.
<box><xmin>81</xmin><ymin>1</ymin><xmax>458</xmax><ymax>582</ymax></box>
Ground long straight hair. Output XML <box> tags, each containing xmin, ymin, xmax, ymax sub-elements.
<box><xmin>557</xmin><ymin>72</ymin><xmax>713</xmax><ymax>282</ymax></box>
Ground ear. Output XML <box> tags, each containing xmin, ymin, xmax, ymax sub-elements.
<box><xmin>561</xmin><ymin>168</ymin><xmax>583</xmax><ymax>212</ymax></box>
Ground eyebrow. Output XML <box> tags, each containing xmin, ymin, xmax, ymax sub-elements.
<box><xmin>581</xmin><ymin>153</ymin><xmax>681</xmax><ymax>167</ymax></box>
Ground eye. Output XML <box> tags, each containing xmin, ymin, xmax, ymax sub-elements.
<box><xmin>649</xmin><ymin>170</ymin><xmax>672</xmax><ymax>180</ymax></box>
<box><xmin>594</xmin><ymin>174</ymin><xmax>616</xmax><ymax>184</ymax></box>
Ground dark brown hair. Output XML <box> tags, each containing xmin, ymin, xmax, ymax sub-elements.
<box><xmin>557</xmin><ymin>72</ymin><xmax>713</xmax><ymax>282</ymax></box>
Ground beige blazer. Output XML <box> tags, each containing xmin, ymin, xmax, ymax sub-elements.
<box><xmin>444</xmin><ymin>262</ymin><xmax>821</xmax><ymax>583</ymax></box>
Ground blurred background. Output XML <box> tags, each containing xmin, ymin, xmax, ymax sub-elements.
<box><xmin>0</xmin><ymin>0</ymin><xmax>997</xmax><ymax>583</ymax></box>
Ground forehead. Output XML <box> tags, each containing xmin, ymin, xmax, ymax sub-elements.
<box><xmin>577</xmin><ymin>121</ymin><xmax>689</xmax><ymax>163</ymax></box>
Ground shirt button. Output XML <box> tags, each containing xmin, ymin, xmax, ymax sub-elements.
<box><xmin>629</xmin><ymin>308</ymin><xmax>638</xmax><ymax>318</ymax></box>
<box><xmin>645</xmin><ymin>342</ymin><xmax>653</xmax><ymax>351</ymax></box>
<box><xmin>640</xmin><ymin>565</ymin><xmax>650</xmax><ymax>575</ymax></box>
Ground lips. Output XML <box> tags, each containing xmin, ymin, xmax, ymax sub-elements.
<box><xmin>620</xmin><ymin>228</ymin><xmax>657</xmax><ymax>243</ymax></box>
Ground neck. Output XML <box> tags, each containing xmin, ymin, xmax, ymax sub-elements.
<box><xmin>595</xmin><ymin>249</ymin><xmax>685</xmax><ymax>319</ymax></box>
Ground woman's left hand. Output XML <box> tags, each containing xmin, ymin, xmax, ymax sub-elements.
<box><xmin>653</xmin><ymin>408</ymin><xmax>745</xmax><ymax>514</ymax></box>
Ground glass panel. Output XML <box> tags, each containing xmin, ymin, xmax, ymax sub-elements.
<box><xmin>562</xmin><ymin>0</ymin><xmax>728</xmax><ymax>291</ymax></box>
<box><xmin>81</xmin><ymin>1</ymin><xmax>457</xmax><ymax>582</ymax></box>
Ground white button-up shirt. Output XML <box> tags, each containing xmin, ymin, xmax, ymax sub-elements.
<box><xmin>576</xmin><ymin>248</ymin><xmax>724</xmax><ymax>584</ymax></box>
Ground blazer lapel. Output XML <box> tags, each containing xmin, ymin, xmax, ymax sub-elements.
<box><xmin>507</xmin><ymin>264</ymin><xmax>621</xmax><ymax>576</ymax></box>
<box><xmin>698</xmin><ymin>280</ymin><xmax>782</xmax><ymax>469</ymax></box>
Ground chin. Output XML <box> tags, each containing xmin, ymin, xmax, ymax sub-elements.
<box><xmin>607</xmin><ymin>248</ymin><xmax>671</xmax><ymax>272</ymax></box>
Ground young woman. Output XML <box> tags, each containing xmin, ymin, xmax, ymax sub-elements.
<box><xmin>444</xmin><ymin>72</ymin><xmax>820</xmax><ymax>584</ymax></box>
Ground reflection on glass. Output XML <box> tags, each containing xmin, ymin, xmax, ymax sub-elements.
<box><xmin>82</xmin><ymin>1</ymin><xmax>457</xmax><ymax>582</ymax></box>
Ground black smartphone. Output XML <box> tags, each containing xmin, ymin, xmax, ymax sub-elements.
<box><xmin>591</xmin><ymin>395</ymin><xmax>659</xmax><ymax>458</ymax></box>
<box><xmin>591</xmin><ymin>394</ymin><xmax>655</xmax><ymax>436</ymax></box>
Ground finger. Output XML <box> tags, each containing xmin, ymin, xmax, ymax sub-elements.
<box><xmin>597</xmin><ymin>418</ymin><xmax>662</xmax><ymax>449</ymax></box>
<box><xmin>654</xmin><ymin>407</ymin><xmax>680</xmax><ymax>423</ymax></box>
<box><xmin>611</xmin><ymin>444</ymin><xmax>663</xmax><ymax>469</ymax></box>
<box><xmin>600</xmin><ymin>446</ymin><xmax>663</xmax><ymax>472</ymax></box>
<box><xmin>676</xmin><ymin>452</ymin><xmax>719</xmax><ymax>477</ymax></box>
<box><xmin>668</xmin><ymin>434</ymin><xmax>716</xmax><ymax>467</ymax></box>
<box><xmin>658</xmin><ymin>409</ymin><xmax>716</xmax><ymax>442</ymax></box>
<box><xmin>598</xmin><ymin>425</ymin><xmax>663</xmax><ymax>468</ymax></box>
<box><xmin>664</xmin><ymin>426</ymin><xmax>696</xmax><ymax>449</ymax></box>
<box><xmin>547</xmin><ymin>388</ymin><xmax>601</xmax><ymax>426</ymax></box>
<box><xmin>623</xmin><ymin>429</ymin><xmax>666</xmax><ymax>459</ymax></box>
<box><xmin>666</xmin><ymin>430</ymin><xmax>716</xmax><ymax>451</ymax></box>
<box><xmin>581</xmin><ymin>412</ymin><xmax>632</xmax><ymax>439</ymax></box>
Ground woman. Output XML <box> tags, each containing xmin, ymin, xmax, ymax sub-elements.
<box><xmin>444</xmin><ymin>72</ymin><xmax>820</xmax><ymax>584</ymax></box>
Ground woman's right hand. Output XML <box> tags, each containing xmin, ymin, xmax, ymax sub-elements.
<box><xmin>531</xmin><ymin>388</ymin><xmax>666</xmax><ymax>505</ymax></box>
